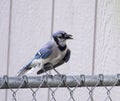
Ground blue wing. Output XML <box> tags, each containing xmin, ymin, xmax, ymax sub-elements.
<box><xmin>17</xmin><ymin>42</ymin><xmax>53</xmax><ymax>77</ymax></box>
<box><xmin>35</xmin><ymin>43</ymin><xmax>53</xmax><ymax>59</ymax></box>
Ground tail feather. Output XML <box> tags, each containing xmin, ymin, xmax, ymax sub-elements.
<box><xmin>17</xmin><ymin>58</ymin><xmax>41</xmax><ymax>77</ymax></box>
<box><xmin>17</xmin><ymin>63</ymin><xmax>32</xmax><ymax>77</ymax></box>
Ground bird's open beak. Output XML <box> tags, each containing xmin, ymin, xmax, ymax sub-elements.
<box><xmin>65</xmin><ymin>34</ymin><xmax>73</xmax><ymax>39</ymax></box>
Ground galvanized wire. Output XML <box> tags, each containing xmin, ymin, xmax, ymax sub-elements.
<box><xmin>0</xmin><ymin>74</ymin><xmax>120</xmax><ymax>101</ymax></box>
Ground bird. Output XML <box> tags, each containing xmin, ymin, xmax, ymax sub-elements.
<box><xmin>17</xmin><ymin>31</ymin><xmax>73</xmax><ymax>77</ymax></box>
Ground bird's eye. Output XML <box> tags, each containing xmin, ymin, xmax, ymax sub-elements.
<box><xmin>58</xmin><ymin>36</ymin><xmax>62</xmax><ymax>38</ymax></box>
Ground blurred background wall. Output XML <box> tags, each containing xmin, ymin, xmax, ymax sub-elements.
<box><xmin>0</xmin><ymin>0</ymin><xmax>120</xmax><ymax>100</ymax></box>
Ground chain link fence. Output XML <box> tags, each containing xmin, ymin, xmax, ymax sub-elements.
<box><xmin>0</xmin><ymin>74</ymin><xmax>120</xmax><ymax>101</ymax></box>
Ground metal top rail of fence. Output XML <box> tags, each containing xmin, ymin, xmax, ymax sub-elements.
<box><xmin>0</xmin><ymin>74</ymin><xmax>120</xmax><ymax>89</ymax></box>
<box><xmin>0</xmin><ymin>74</ymin><xmax>120</xmax><ymax>101</ymax></box>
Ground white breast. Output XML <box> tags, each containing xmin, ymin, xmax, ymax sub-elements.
<box><xmin>51</xmin><ymin>48</ymin><xmax>67</xmax><ymax>65</ymax></box>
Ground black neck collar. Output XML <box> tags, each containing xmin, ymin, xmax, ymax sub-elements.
<box><xmin>54</xmin><ymin>37</ymin><xmax>67</xmax><ymax>51</ymax></box>
<box><xmin>58</xmin><ymin>45</ymin><xmax>67</xmax><ymax>51</ymax></box>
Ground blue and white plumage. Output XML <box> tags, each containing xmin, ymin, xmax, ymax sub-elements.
<box><xmin>17</xmin><ymin>31</ymin><xmax>73</xmax><ymax>77</ymax></box>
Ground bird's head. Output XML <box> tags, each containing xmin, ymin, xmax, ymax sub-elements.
<box><xmin>52</xmin><ymin>31</ymin><xmax>73</xmax><ymax>46</ymax></box>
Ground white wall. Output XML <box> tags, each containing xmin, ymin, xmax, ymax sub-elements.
<box><xmin>0</xmin><ymin>0</ymin><xmax>120</xmax><ymax>101</ymax></box>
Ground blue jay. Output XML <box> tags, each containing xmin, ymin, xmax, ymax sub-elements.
<box><xmin>17</xmin><ymin>31</ymin><xmax>73</xmax><ymax>76</ymax></box>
